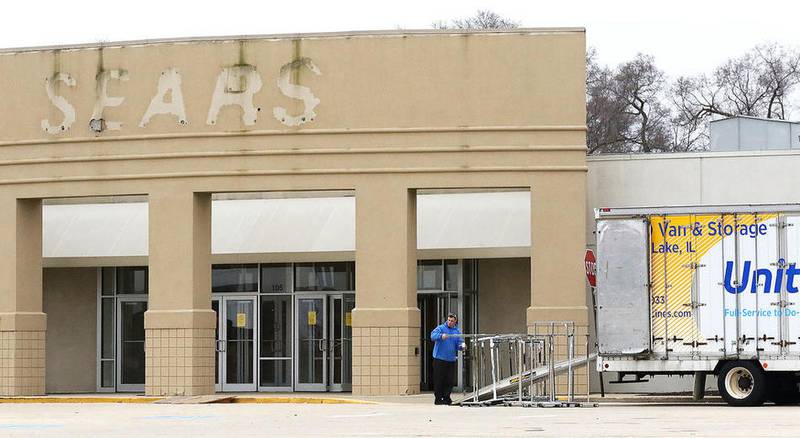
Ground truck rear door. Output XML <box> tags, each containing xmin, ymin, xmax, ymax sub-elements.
<box><xmin>596</xmin><ymin>218</ymin><xmax>651</xmax><ymax>355</ymax></box>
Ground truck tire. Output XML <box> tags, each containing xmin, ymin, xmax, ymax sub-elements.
<box><xmin>767</xmin><ymin>373</ymin><xmax>800</xmax><ymax>405</ymax></box>
<box><xmin>718</xmin><ymin>361</ymin><xmax>767</xmax><ymax>406</ymax></box>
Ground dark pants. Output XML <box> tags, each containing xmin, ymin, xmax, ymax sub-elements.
<box><xmin>433</xmin><ymin>358</ymin><xmax>456</xmax><ymax>405</ymax></box>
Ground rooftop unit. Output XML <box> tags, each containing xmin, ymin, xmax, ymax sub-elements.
<box><xmin>710</xmin><ymin>116</ymin><xmax>800</xmax><ymax>151</ymax></box>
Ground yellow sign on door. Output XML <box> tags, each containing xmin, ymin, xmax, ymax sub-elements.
<box><xmin>236</xmin><ymin>313</ymin><xmax>247</xmax><ymax>328</ymax></box>
<box><xmin>307</xmin><ymin>311</ymin><xmax>317</xmax><ymax>325</ymax></box>
<box><xmin>345</xmin><ymin>312</ymin><xmax>352</xmax><ymax>327</ymax></box>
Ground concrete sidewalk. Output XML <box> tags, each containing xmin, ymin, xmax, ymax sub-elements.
<box><xmin>0</xmin><ymin>392</ymin><xmax>373</xmax><ymax>405</ymax></box>
<box><xmin>0</xmin><ymin>392</ymin><xmax>432</xmax><ymax>405</ymax></box>
<box><xmin>0</xmin><ymin>392</ymin><xmax>722</xmax><ymax>405</ymax></box>
<box><xmin>0</xmin><ymin>398</ymin><xmax>793</xmax><ymax>437</ymax></box>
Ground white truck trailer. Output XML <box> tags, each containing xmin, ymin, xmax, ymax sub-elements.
<box><xmin>595</xmin><ymin>205</ymin><xmax>800</xmax><ymax>406</ymax></box>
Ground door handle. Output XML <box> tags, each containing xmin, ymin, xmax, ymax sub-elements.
<box><xmin>216</xmin><ymin>339</ymin><xmax>226</xmax><ymax>352</ymax></box>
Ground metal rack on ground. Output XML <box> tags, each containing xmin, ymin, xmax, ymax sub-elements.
<box><xmin>455</xmin><ymin>321</ymin><xmax>596</xmax><ymax>408</ymax></box>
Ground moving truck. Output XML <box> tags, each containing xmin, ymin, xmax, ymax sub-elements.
<box><xmin>595</xmin><ymin>205</ymin><xmax>800</xmax><ymax>406</ymax></box>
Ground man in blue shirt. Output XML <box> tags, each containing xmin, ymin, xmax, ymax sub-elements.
<box><xmin>430</xmin><ymin>313</ymin><xmax>465</xmax><ymax>405</ymax></box>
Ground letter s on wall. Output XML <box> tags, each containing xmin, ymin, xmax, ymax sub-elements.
<box><xmin>41</xmin><ymin>72</ymin><xmax>76</xmax><ymax>134</ymax></box>
<box><xmin>273</xmin><ymin>57</ymin><xmax>321</xmax><ymax>127</ymax></box>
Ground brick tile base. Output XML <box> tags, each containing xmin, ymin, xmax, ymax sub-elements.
<box><xmin>145</xmin><ymin>328</ymin><xmax>215</xmax><ymax>396</ymax></box>
<box><xmin>0</xmin><ymin>330</ymin><xmax>45</xmax><ymax>396</ymax></box>
<box><xmin>351</xmin><ymin>326</ymin><xmax>420</xmax><ymax>396</ymax></box>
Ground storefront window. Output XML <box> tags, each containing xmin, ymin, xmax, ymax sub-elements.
<box><xmin>212</xmin><ymin>264</ymin><xmax>258</xmax><ymax>292</ymax></box>
<box><xmin>260</xmin><ymin>360</ymin><xmax>292</xmax><ymax>387</ymax></box>
<box><xmin>101</xmin><ymin>361</ymin><xmax>115</xmax><ymax>388</ymax></box>
<box><xmin>261</xmin><ymin>264</ymin><xmax>292</xmax><ymax>294</ymax></box>
<box><xmin>294</xmin><ymin>262</ymin><xmax>355</xmax><ymax>291</ymax></box>
<box><xmin>116</xmin><ymin>267</ymin><xmax>148</xmax><ymax>294</ymax></box>
<box><xmin>444</xmin><ymin>260</ymin><xmax>460</xmax><ymax>291</ymax></box>
<box><xmin>99</xmin><ymin>266</ymin><xmax>148</xmax><ymax>391</ymax></box>
<box><xmin>101</xmin><ymin>299</ymin><xmax>115</xmax><ymax>358</ymax></box>
<box><xmin>101</xmin><ymin>267</ymin><xmax>115</xmax><ymax>295</ymax></box>
<box><xmin>417</xmin><ymin>260</ymin><xmax>442</xmax><ymax>290</ymax></box>
<box><xmin>260</xmin><ymin>295</ymin><xmax>292</xmax><ymax>358</ymax></box>
<box><xmin>463</xmin><ymin>259</ymin><xmax>478</xmax><ymax>293</ymax></box>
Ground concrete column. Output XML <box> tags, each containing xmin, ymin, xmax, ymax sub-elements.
<box><xmin>527</xmin><ymin>174</ymin><xmax>590</xmax><ymax>396</ymax></box>
<box><xmin>527</xmin><ymin>173</ymin><xmax>588</xmax><ymax>325</ymax></box>
<box><xmin>352</xmin><ymin>183</ymin><xmax>420</xmax><ymax>396</ymax></box>
<box><xmin>145</xmin><ymin>191</ymin><xmax>215</xmax><ymax>396</ymax></box>
<box><xmin>0</xmin><ymin>197</ymin><xmax>46</xmax><ymax>396</ymax></box>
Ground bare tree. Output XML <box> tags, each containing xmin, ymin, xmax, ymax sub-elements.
<box><xmin>670</xmin><ymin>77</ymin><xmax>712</xmax><ymax>151</ymax></box>
<box><xmin>673</xmin><ymin>44</ymin><xmax>800</xmax><ymax>122</ymax></box>
<box><xmin>612</xmin><ymin>54</ymin><xmax>675</xmax><ymax>152</ymax></box>
<box><xmin>670</xmin><ymin>72</ymin><xmax>730</xmax><ymax>151</ymax></box>
<box><xmin>586</xmin><ymin>49</ymin><xmax>631</xmax><ymax>153</ymax></box>
<box><xmin>757</xmin><ymin>43</ymin><xmax>800</xmax><ymax>119</ymax></box>
<box><xmin>593</xmin><ymin>44</ymin><xmax>800</xmax><ymax>154</ymax></box>
<box><xmin>433</xmin><ymin>10</ymin><xmax>520</xmax><ymax>30</ymax></box>
<box><xmin>717</xmin><ymin>52</ymin><xmax>773</xmax><ymax>116</ymax></box>
<box><xmin>587</xmin><ymin>52</ymin><xmax>685</xmax><ymax>153</ymax></box>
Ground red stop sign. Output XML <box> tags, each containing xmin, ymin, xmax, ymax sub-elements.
<box><xmin>584</xmin><ymin>249</ymin><xmax>596</xmax><ymax>288</ymax></box>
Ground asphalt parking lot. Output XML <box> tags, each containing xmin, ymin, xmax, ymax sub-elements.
<box><xmin>0</xmin><ymin>399</ymin><xmax>795</xmax><ymax>437</ymax></box>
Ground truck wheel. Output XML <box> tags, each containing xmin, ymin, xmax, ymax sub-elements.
<box><xmin>718</xmin><ymin>361</ymin><xmax>767</xmax><ymax>406</ymax></box>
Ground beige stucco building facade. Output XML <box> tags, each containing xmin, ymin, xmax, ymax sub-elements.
<box><xmin>0</xmin><ymin>29</ymin><xmax>588</xmax><ymax>396</ymax></box>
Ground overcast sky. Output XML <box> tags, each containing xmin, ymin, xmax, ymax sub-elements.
<box><xmin>3</xmin><ymin>0</ymin><xmax>799</xmax><ymax>79</ymax></box>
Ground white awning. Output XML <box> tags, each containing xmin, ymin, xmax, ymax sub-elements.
<box><xmin>416</xmin><ymin>192</ymin><xmax>530</xmax><ymax>249</ymax></box>
<box><xmin>42</xmin><ymin>192</ymin><xmax>530</xmax><ymax>259</ymax></box>
<box><xmin>44</xmin><ymin>202</ymin><xmax>149</xmax><ymax>258</ymax></box>
<box><xmin>211</xmin><ymin>197</ymin><xmax>356</xmax><ymax>254</ymax></box>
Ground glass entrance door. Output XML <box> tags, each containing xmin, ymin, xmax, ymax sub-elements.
<box><xmin>214</xmin><ymin>296</ymin><xmax>258</xmax><ymax>392</ymax></box>
<box><xmin>328</xmin><ymin>294</ymin><xmax>355</xmax><ymax>392</ymax></box>
<box><xmin>116</xmin><ymin>298</ymin><xmax>147</xmax><ymax>392</ymax></box>
<box><xmin>418</xmin><ymin>292</ymin><xmax>460</xmax><ymax>391</ymax></box>
<box><xmin>295</xmin><ymin>295</ymin><xmax>327</xmax><ymax>391</ymax></box>
<box><xmin>259</xmin><ymin>295</ymin><xmax>293</xmax><ymax>390</ymax></box>
<box><xmin>294</xmin><ymin>293</ymin><xmax>354</xmax><ymax>392</ymax></box>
